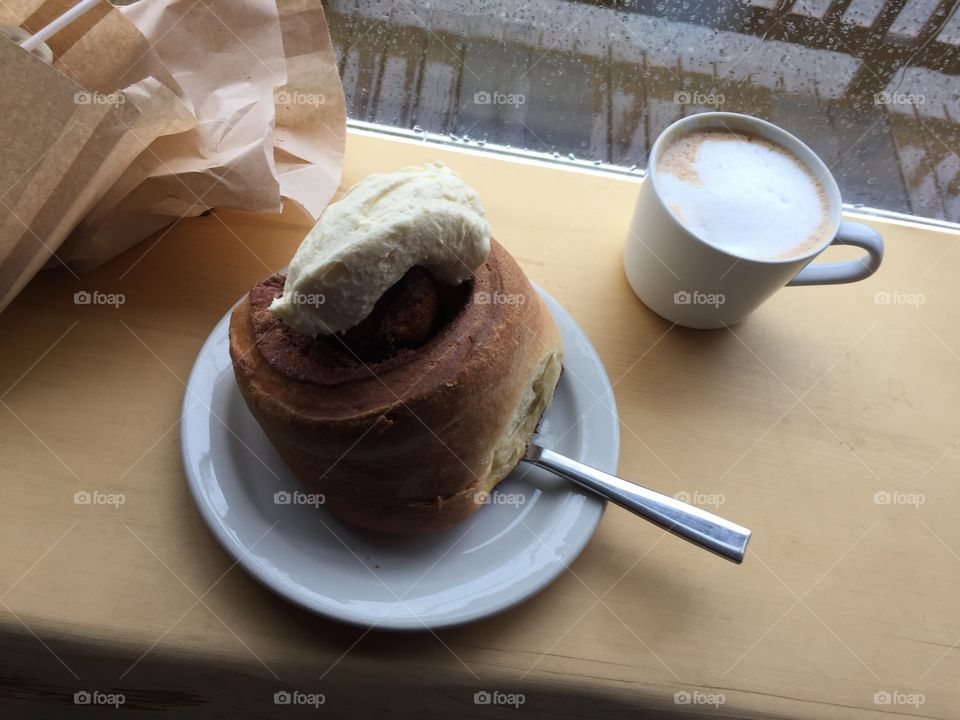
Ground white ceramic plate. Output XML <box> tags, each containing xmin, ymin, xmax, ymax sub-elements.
<box><xmin>181</xmin><ymin>287</ymin><xmax>619</xmax><ymax>630</ymax></box>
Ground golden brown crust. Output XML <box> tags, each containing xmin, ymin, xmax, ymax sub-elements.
<box><xmin>229</xmin><ymin>239</ymin><xmax>563</xmax><ymax>533</ymax></box>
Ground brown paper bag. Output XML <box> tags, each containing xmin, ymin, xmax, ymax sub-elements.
<box><xmin>0</xmin><ymin>5</ymin><xmax>196</xmax><ymax>311</ymax></box>
<box><xmin>0</xmin><ymin>0</ymin><xmax>197</xmax><ymax>308</ymax></box>
<box><xmin>273</xmin><ymin>0</ymin><xmax>347</xmax><ymax>218</ymax></box>
<box><xmin>0</xmin><ymin>0</ymin><xmax>345</xmax><ymax>309</ymax></box>
<box><xmin>59</xmin><ymin>0</ymin><xmax>346</xmax><ymax>271</ymax></box>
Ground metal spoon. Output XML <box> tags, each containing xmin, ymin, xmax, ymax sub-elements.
<box><xmin>523</xmin><ymin>442</ymin><xmax>752</xmax><ymax>563</ymax></box>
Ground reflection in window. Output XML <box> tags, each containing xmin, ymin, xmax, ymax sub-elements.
<box><xmin>324</xmin><ymin>0</ymin><xmax>959</xmax><ymax>223</ymax></box>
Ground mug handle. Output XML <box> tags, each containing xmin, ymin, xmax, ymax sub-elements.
<box><xmin>787</xmin><ymin>221</ymin><xmax>884</xmax><ymax>286</ymax></box>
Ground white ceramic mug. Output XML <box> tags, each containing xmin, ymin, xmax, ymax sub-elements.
<box><xmin>623</xmin><ymin>112</ymin><xmax>884</xmax><ymax>329</ymax></box>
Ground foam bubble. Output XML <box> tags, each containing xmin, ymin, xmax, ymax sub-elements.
<box><xmin>656</xmin><ymin>131</ymin><xmax>830</xmax><ymax>259</ymax></box>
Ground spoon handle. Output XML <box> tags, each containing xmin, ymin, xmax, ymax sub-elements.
<box><xmin>524</xmin><ymin>444</ymin><xmax>751</xmax><ymax>563</ymax></box>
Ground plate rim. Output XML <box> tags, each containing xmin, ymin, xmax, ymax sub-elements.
<box><xmin>181</xmin><ymin>285</ymin><xmax>620</xmax><ymax>631</ymax></box>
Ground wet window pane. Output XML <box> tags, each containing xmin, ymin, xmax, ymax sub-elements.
<box><xmin>323</xmin><ymin>0</ymin><xmax>960</xmax><ymax>223</ymax></box>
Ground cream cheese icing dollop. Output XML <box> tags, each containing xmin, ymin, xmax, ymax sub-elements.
<box><xmin>269</xmin><ymin>162</ymin><xmax>492</xmax><ymax>335</ymax></box>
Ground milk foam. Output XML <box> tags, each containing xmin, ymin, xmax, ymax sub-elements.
<box><xmin>656</xmin><ymin>131</ymin><xmax>830</xmax><ymax>259</ymax></box>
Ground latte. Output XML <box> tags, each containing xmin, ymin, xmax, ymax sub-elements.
<box><xmin>656</xmin><ymin>130</ymin><xmax>831</xmax><ymax>259</ymax></box>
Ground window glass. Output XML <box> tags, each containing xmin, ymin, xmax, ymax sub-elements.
<box><xmin>324</xmin><ymin>0</ymin><xmax>960</xmax><ymax>223</ymax></box>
